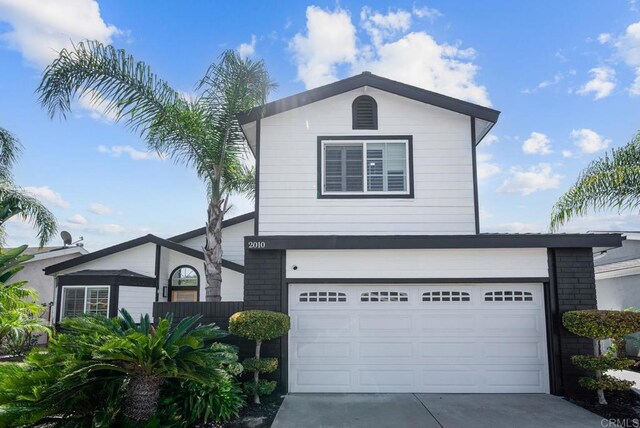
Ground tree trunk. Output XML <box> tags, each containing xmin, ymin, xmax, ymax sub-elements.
<box><xmin>594</xmin><ymin>340</ymin><xmax>607</xmax><ymax>405</ymax></box>
<box><xmin>204</xmin><ymin>198</ymin><xmax>224</xmax><ymax>302</ymax></box>
<box><xmin>254</xmin><ymin>339</ymin><xmax>262</xmax><ymax>405</ymax></box>
<box><xmin>123</xmin><ymin>375</ymin><xmax>163</xmax><ymax>421</ymax></box>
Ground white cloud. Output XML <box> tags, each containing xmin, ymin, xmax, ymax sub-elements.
<box><xmin>289</xmin><ymin>6</ymin><xmax>357</xmax><ymax>88</ymax></box>
<box><xmin>290</xmin><ymin>6</ymin><xmax>491</xmax><ymax>106</ymax></box>
<box><xmin>482</xmin><ymin>134</ymin><xmax>498</xmax><ymax>146</ymax></box>
<box><xmin>612</xmin><ymin>21</ymin><xmax>640</xmax><ymax>95</ymax></box>
<box><xmin>412</xmin><ymin>6</ymin><xmax>442</xmax><ymax>21</ymax></box>
<box><xmin>570</xmin><ymin>128</ymin><xmax>611</xmax><ymax>154</ymax></box>
<box><xmin>0</xmin><ymin>0</ymin><xmax>120</xmax><ymax>68</ymax></box>
<box><xmin>361</xmin><ymin>7</ymin><xmax>412</xmax><ymax>47</ymax></box>
<box><xmin>238</xmin><ymin>34</ymin><xmax>256</xmax><ymax>59</ymax></box>
<box><xmin>485</xmin><ymin>222</ymin><xmax>544</xmax><ymax>233</ymax></box>
<box><xmin>476</xmin><ymin>153</ymin><xmax>500</xmax><ymax>180</ymax></box>
<box><xmin>97</xmin><ymin>145</ymin><xmax>164</xmax><ymax>161</ymax></box>
<box><xmin>522</xmin><ymin>132</ymin><xmax>552</xmax><ymax>155</ymax></box>
<box><xmin>67</xmin><ymin>214</ymin><xmax>87</xmax><ymax>225</ymax></box>
<box><xmin>24</xmin><ymin>186</ymin><xmax>70</xmax><ymax>209</ymax></box>
<box><xmin>562</xmin><ymin>149</ymin><xmax>573</xmax><ymax>158</ymax></box>
<box><xmin>88</xmin><ymin>203</ymin><xmax>113</xmax><ymax>215</ymax></box>
<box><xmin>576</xmin><ymin>66</ymin><xmax>616</xmax><ymax>99</ymax></box>
<box><xmin>498</xmin><ymin>163</ymin><xmax>562</xmax><ymax>195</ymax></box>
<box><xmin>598</xmin><ymin>33</ymin><xmax>612</xmax><ymax>44</ymax></box>
<box><xmin>522</xmin><ymin>73</ymin><xmax>564</xmax><ymax>94</ymax></box>
<box><xmin>85</xmin><ymin>223</ymin><xmax>125</xmax><ymax>235</ymax></box>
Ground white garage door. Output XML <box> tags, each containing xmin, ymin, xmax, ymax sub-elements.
<box><xmin>289</xmin><ymin>283</ymin><xmax>549</xmax><ymax>393</ymax></box>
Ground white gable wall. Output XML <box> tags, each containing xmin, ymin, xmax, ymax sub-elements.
<box><xmin>258</xmin><ymin>87</ymin><xmax>475</xmax><ymax>235</ymax></box>
<box><xmin>55</xmin><ymin>243</ymin><xmax>156</xmax><ymax>277</ymax></box>
<box><xmin>180</xmin><ymin>218</ymin><xmax>253</xmax><ymax>265</ymax></box>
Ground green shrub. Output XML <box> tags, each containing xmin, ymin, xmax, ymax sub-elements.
<box><xmin>0</xmin><ymin>310</ymin><xmax>241</xmax><ymax>426</ymax></box>
<box><xmin>160</xmin><ymin>377</ymin><xmax>245</xmax><ymax>426</ymax></box>
<box><xmin>563</xmin><ymin>310</ymin><xmax>640</xmax><ymax>340</ymax></box>
<box><xmin>242</xmin><ymin>357</ymin><xmax>278</xmax><ymax>373</ymax></box>
<box><xmin>229</xmin><ymin>310</ymin><xmax>290</xmax><ymax>340</ymax></box>
<box><xmin>571</xmin><ymin>355</ymin><xmax>635</xmax><ymax>371</ymax></box>
<box><xmin>562</xmin><ymin>309</ymin><xmax>640</xmax><ymax>405</ymax></box>
<box><xmin>229</xmin><ymin>310</ymin><xmax>290</xmax><ymax>404</ymax></box>
<box><xmin>579</xmin><ymin>375</ymin><xmax>635</xmax><ymax>391</ymax></box>
<box><xmin>243</xmin><ymin>379</ymin><xmax>277</xmax><ymax>397</ymax></box>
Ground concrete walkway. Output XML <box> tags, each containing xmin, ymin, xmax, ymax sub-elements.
<box><xmin>271</xmin><ymin>394</ymin><xmax>605</xmax><ymax>428</ymax></box>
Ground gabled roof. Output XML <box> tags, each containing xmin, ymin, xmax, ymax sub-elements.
<box><xmin>238</xmin><ymin>72</ymin><xmax>501</xmax><ymax>126</ymax></box>
<box><xmin>44</xmin><ymin>234</ymin><xmax>203</xmax><ymax>275</ymax></box>
<box><xmin>168</xmin><ymin>211</ymin><xmax>255</xmax><ymax>243</ymax></box>
<box><xmin>63</xmin><ymin>269</ymin><xmax>154</xmax><ymax>278</ymax></box>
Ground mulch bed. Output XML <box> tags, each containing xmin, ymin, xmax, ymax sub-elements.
<box><xmin>199</xmin><ymin>394</ymin><xmax>285</xmax><ymax>428</ymax></box>
<box><xmin>569</xmin><ymin>390</ymin><xmax>640</xmax><ymax>425</ymax></box>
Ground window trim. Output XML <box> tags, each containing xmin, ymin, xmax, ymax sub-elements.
<box><xmin>60</xmin><ymin>285</ymin><xmax>110</xmax><ymax>319</ymax></box>
<box><xmin>168</xmin><ymin>265</ymin><xmax>200</xmax><ymax>302</ymax></box>
<box><xmin>317</xmin><ymin>135</ymin><xmax>414</xmax><ymax>199</ymax></box>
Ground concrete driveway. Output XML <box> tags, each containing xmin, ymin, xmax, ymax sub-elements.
<box><xmin>271</xmin><ymin>394</ymin><xmax>605</xmax><ymax>428</ymax></box>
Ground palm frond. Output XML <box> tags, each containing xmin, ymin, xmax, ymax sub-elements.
<box><xmin>550</xmin><ymin>132</ymin><xmax>640</xmax><ymax>231</ymax></box>
<box><xmin>0</xmin><ymin>127</ymin><xmax>22</xmax><ymax>181</ymax></box>
<box><xmin>0</xmin><ymin>180</ymin><xmax>57</xmax><ymax>247</ymax></box>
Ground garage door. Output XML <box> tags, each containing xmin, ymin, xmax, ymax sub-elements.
<box><xmin>288</xmin><ymin>284</ymin><xmax>549</xmax><ymax>393</ymax></box>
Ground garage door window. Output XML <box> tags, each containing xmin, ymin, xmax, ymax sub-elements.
<box><xmin>484</xmin><ymin>290</ymin><xmax>533</xmax><ymax>302</ymax></box>
<box><xmin>360</xmin><ymin>291</ymin><xmax>408</xmax><ymax>302</ymax></box>
<box><xmin>299</xmin><ymin>291</ymin><xmax>346</xmax><ymax>302</ymax></box>
<box><xmin>422</xmin><ymin>291</ymin><xmax>470</xmax><ymax>302</ymax></box>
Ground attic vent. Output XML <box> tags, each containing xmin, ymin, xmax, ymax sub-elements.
<box><xmin>352</xmin><ymin>95</ymin><xmax>378</xmax><ymax>130</ymax></box>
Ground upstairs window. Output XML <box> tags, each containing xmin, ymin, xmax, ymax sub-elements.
<box><xmin>352</xmin><ymin>95</ymin><xmax>378</xmax><ymax>129</ymax></box>
<box><xmin>320</xmin><ymin>137</ymin><xmax>411</xmax><ymax>197</ymax></box>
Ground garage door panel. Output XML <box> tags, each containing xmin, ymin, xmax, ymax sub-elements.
<box><xmin>289</xmin><ymin>283</ymin><xmax>549</xmax><ymax>393</ymax></box>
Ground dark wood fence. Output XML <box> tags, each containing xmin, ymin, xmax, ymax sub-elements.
<box><xmin>152</xmin><ymin>301</ymin><xmax>255</xmax><ymax>364</ymax></box>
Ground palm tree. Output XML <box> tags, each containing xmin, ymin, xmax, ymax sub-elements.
<box><xmin>550</xmin><ymin>131</ymin><xmax>640</xmax><ymax>231</ymax></box>
<box><xmin>0</xmin><ymin>127</ymin><xmax>57</xmax><ymax>247</ymax></box>
<box><xmin>37</xmin><ymin>41</ymin><xmax>275</xmax><ymax>301</ymax></box>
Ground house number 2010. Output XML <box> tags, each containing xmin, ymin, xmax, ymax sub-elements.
<box><xmin>248</xmin><ymin>241</ymin><xmax>266</xmax><ymax>249</ymax></box>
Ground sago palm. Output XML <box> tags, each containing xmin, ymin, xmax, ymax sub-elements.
<box><xmin>0</xmin><ymin>127</ymin><xmax>57</xmax><ymax>247</ymax></box>
<box><xmin>550</xmin><ymin>131</ymin><xmax>640</xmax><ymax>231</ymax></box>
<box><xmin>0</xmin><ymin>309</ymin><xmax>240</xmax><ymax>425</ymax></box>
<box><xmin>37</xmin><ymin>41</ymin><xmax>275</xmax><ymax>301</ymax></box>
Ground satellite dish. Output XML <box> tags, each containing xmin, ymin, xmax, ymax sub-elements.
<box><xmin>61</xmin><ymin>231</ymin><xmax>72</xmax><ymax>246</ymax></box>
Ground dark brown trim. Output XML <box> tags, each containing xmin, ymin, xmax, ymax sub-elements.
<box><xmin>168</xmin><ymin>265</ymin><xmax>201</xmax><ymax>303</ymax></box>
<box><xmin>154</xmin><ymin>244</ymin><xmax>161</xmax><ymax>301</ymax></box>
<box><xmin>245</xmin><ymin>234</ymin><xmax>624</xmax><ymax>251</ymax></box>
<box><xmin>285</xmin><ymin>277</ymin><xmax>550</xmax><ymax>284</ymax></box>
<box><xmin>238</xmin><ymin>72</ymin><xmax>500</xmax><ymax>128</ymax></box>
<box><xmin>316</xmin><ymin>135</ymin><xmax>415</xmax><ymax>199</ymax></box>
<box><xmin>222</xmin><ymin>259</ymin><xmax>245</xmax><ymax>274</ymax></box>
<box><xmin>168</xmin><ymin>212</ymin><xmax>255</xmax><ymax>242</ymax></box>
<box><xmin>546</xmin><ymin>249</ymin><xmax>563</xmax><ymax>395</ymax></box>
<box><xmin>471</xmin><ymin>117</ymin><xmax>480</xmax><ymax>234</ymax></box>
<box><xmin>255</xmin><ymin>118</ymin><xmax>261</xmax><ymax>236</ymax></box>
<box><xmin>109</xmin><ymin>284</ymin><xmax>118</xmax><ymax>318</ymax></box>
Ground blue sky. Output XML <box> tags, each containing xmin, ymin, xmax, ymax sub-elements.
<box><xmin>1</xmin><ymin>0</ymin><xmax>640</xmax><ymax>250</ymax></box>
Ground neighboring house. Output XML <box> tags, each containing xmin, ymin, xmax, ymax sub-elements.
<box><xmin>45</xmin><ymin>72</ymin><xmax>622</xmax><ymax>398</ymax></box>
<box><xmin>595</xmin><ymin>232</ymin><xmax>640</xmax><ymax>311</ymax></box>
<box><xmin>44</xmin><ymin>212</ymin><xmax>252</xmax><ymax>323</ymax></box>
<box><xmin>13</xmin><ymin>246</ymin><xmax>88</xmax><ymax>324</ymax></box>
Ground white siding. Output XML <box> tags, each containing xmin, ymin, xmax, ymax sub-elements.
<box><xmin>286</xmin><ymin>248</ymin><xmax>549</xmax><ymax>279</ymax></box>
<box><xmin>119</xmin><ymin>286</ymin><xmax>155</xmax><ymax>320</ymax></box>
<box><xmin>180</xmin><ymin>218</ymin><xmax>253</xmax><ymax>265</ymax></box>
<box><xmin>258</xmin><ymin>87</ymin><xmax>475</xmax><ymax>235</ymax></box>
<box><xmin>165</xmin><ymin>250</ymin><xmax>243</xmax><ymax>302</ymax></box>
<box><xmin>56</xmin><ymin>243</ymin><xmax>156</xmax><ymax>277</ymax></box>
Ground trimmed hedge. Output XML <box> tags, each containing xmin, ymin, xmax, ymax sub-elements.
<box><xmin>242</xmin><ymin>357</ymin><xmax>278</xmax><ymax>374</ymax></box>
<box><xmin>229</xmin><ymin>311</ymin><xmax>290</xmax><ymax>341</ymax></box>
<box><xmin>562</xmin><ymin>310</ymin><xmax>640</xmax><ymax>340</ymax></box>
<box><xmin>579</xmin><ymin>375</ymin><xmax>635</xmax><ymax>391</ymax></box>
<box><xmin>571</xmin><ymin>355</ymin><xmax>635</xmax><ymax>371</ymax></box>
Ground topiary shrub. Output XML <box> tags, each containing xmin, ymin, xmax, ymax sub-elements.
<box><xmin>563</xmin><ymin>310</ymin><xmax>640</xmax><ymax>404</ymax></box>
<box><xmin>229</xmin><ymin>310</ymin><xmax>290</xmax><ymax>404</ymax></box>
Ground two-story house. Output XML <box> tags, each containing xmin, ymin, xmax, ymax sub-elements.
<box><xmin>45</xmin><ymin>72</ymin><xmax>622</xmax><ymax>398</ymax></box>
